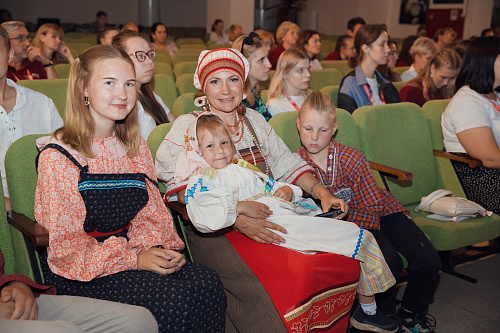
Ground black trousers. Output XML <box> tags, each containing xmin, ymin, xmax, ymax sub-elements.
<box><xmin>369</xmin><ymin>212</ymin><xmax>441</xmax><ymax>314</ymax></box>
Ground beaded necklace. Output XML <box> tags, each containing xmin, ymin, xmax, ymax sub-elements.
<box><xmin>236</xmin><ymin>116</ymin><xmax>271</xmax><ymax>176</ymax></box>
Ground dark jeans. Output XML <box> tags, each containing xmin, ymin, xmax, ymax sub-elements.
<box><xmin>369</xmin><ymin>212</ymin><xmax>440</xmax><ymax>314</ymax></box>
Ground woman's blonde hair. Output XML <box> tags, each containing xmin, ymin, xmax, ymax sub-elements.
<box><xmin>267</xmin><ymin>48</ymin><xmax>309</xmax><ymax>100</ymax></box>
<box><xmin>233</xmin><ymin>33</ymin><xmax>266</xmax><ymax>107</ymax></box>
<box><xmin>410</xmin><ymin>37</ymin><xmax>438</xmax><ymax>61</ymax></box>
<box><xmin>276</xmin><ymin>21</ymin><xmax>299</xmax><ymax>46</ymax></box>
<box><xmin>54</xmin><ymin>45</ymin><xmax>140</xmax><ymax>158</ymax></box>
<box><xmin>254</xmin><ymin>29</ymin><xmax>275</xmax><ymax>51</ymax></box>
<box><xmin>34</xmin><ymin>23</ymin><xmax>64</xmax><ymax>49</ymax></box>
<box><xmin>420</xmin><ymin>49</ymin><xmax>461</xmax><ymax>100</ymax></box>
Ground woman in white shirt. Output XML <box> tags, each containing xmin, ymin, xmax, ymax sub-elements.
<box><xmin>441</xmin><ymin>36</ymin><xmax>500</xmax><ymax>214</ymax></box>
<box><xmin>113</xmin><ymin>31</ymin><xmax>175</xmax><ymax>140</ymax></box>
<box><xmin>266</xmin><ymin>48</ymin><xmax>310</xmax><ymax>117</ymax></box>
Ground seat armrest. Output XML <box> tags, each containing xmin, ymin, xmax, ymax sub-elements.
<box><xmin>165</xmin><ymin>201</ymin><xmax>189</xmax><ymax>221</ymax></box>
<box><xmin>7</xmin><ymin>210</ymin><xmax>49</xmax><ymax>248</ymax></box>
<box><xmin>433</xmin><ymin>150</ymin><xmax>483</xmax><ymax>168</ymax></box>
<box><xmin>369</xmin><ymin>161</ymin><xmax>413</xmax><ymax>181</ymax></box>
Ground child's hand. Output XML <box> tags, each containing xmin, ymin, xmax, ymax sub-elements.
<box><xmin>274</xmin><ymin>186</ymin><xmax>294</xmax><ymax>201</ymax></box>
<box><xmin>320</xmin><ymin>196</ymin><xmax>348</xmax><ymax>219</ymax></box>
<box><xmin>237</xmin><ymin>201</ymin><xmax>272</xmax><ymax>219</ymax></box>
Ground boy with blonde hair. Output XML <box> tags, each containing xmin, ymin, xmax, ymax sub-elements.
<box><xmin>296</xmin><ymin>91</ymin><xmax>440</xmax><ymax>333</ymax></box>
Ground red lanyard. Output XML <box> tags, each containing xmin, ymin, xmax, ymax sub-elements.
<box><xmin>484</xmin><ymin>94</ymin><xmax>500</xmax><ymax>113</ymax></box>
<box><xmin>362</xmin><ymin>83</ymin><xmax>386</xmax><ymax>105</ymax></box>
<box><xmin>285</xmin><ymin>94</ymin><xmax>301</xmax><ymax>111</ymax></box>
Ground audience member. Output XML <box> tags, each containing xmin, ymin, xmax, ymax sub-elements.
<box><xmin>34</xmin><ymin>23</ymin><xmax>74</xmax><ymax>65</ymax></box>
<box><xmin>377</xmin><ymin>39</ymin><xmax>401</xmax><ymax>82</ymax></box>
<box><xmin>113</xmin><ymin>30</ymin><xmax>175</xmax><ymax>140</ymax></box>
<box><xmin>121</xmin><ymin>22</ymin><xmax>139</xmax><ymax>32</ymax></box>
<box><xmin>454</xmin><ymin>39</ymin><xmax>471</xmax><ymax>59</ymax></box>
<box><xmin>481</xmin><ymin>28</ymin><xmax>495</xmax><ymax>37</ymax></box>
<box><xmin>347</xmin><ymin>17</ymin><xmax>366</xmax><ymax>37</ymax></box>
<box><xmin>233</xmin><ymin>32</ymin><xmax>273</xmax><ymax>121</ymax></box>
<box><xmin>254</xmin><ymin>29</ymin><xmax>275</xmax><ymax>53</ymax></box>
<box><xmin>400</xmin><ymin>49</ymin><xmax>461</xmax><ymax>107</ymax></box>
<box><xmin>0</xmin><ymin>26</ymin><xmax>63</xmax><ymax>210</ymax></box>
<box><xmin>267</xmin><ymin>48</ymin><xmax>310</xmax><ymax>116</ymax></box>
<box><xmin>96</xmin><ymin>26</ymin><xmax>119</xmax><ymax>45</ymax></box>
<box><xmin>441</xmin><ymin>37</ymin><xmax>500</xmax><ymax>215</ymax></box>
<box><xmin>401</xmin><ymin>37</ymin><xmax>438</xmax><ymax>81</ymax></box>
<box><xmin>0</xmin><ymin>9</ymin><xmax>12</xmax><ymax>24</ymax></box>
<box><xmin>416</xmin><ymin>25</ymin><xmax>427</xmax><ymax>37</ymax></box>
<box><xmin>2</xmin><ymin>21</ymin><xmax>58</xmax><ymax>80</ymax></box>
<box><xmin>298</xmin><ymin>29</ymin><xmax>322</xmax><ymax>69</ymax></box>
<box><xmin>397</xmin><ymin>35</ymin><xmax>417</xmax><ymax>66</ymax></box>
<box><xmin>34</xmin><ymin>44</ymin><xmax>226</xmax><ymax>333</ymax></box>
<box><xmin>227</xmin><ymin>24</ymin><xmax>243</xmax><ymax>43</ymax></box>
<box><xmin>155</xmin><ymin>47</ymin><xmax>359</xmax><ymax>333</ymax></box>
<box><xmin>325</xmin><ymin>34</ymin><xmax>356</xmax><ymax>61</ymax></box>
<box><xmin>181</xmin><ymin>111</ymin><xmax>399</xmax><ymax>333</ymax></box>
<box><xmin>0</xmin><ymin>248</ymin><xmax>158</xmax><ymax>333</ymax></box>
<box><xmin>209</xmin><ymin>19</ymin><xmax>226</xmax><ymax>43</ymax></box>
<box><xmin>297</xmin><ymin>90</ymin><xmax>440</xmax><ymax>333</ymax></box>
<box><xmin>268</xmin><ymin>21</ymin><xmax>299</xmax><ymax>69</ymax></box>
<box><xmin>338</xmin><ymin>24</ymin><xmax>401</xmax><ymax>113</ymax></box>
<box><xmin>87</xmin><ymin>11</ymin><xmax>111</xmax><ymax>34</ymax></box>
<box><xmin>434</xmin><ymin>27</ymin><xmax>456</xmax><ymax>50</ymax></box>
<box><xmin>149</xmin><ymin>22</ymin><xmax>177</xmax><ymax>58</ymax></box>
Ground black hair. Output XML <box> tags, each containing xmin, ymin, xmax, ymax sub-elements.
<box><xmin>347</xmin><ymin>17</ymin><xmax>366</xmax><ymax>32</ymax></box>
<box><xmin>96</xmin><ymin>11</ymin><xmax>107</xmax><ymax>18</ymax></box>
<box><xmin>456</xmin><ymin>37</ymin><xmax>500</xmax><ymax>93</ymax></box>
<box><xmin>481</xmin><ymin>28</ymin><xmax>494</xmax><ymax>37</ymax></box>
<box><xmin>211</xmin><ymin>19</ymin><xmax>223</xmax><ymax>32</ymax></box>
<box><xmin>398</xmin><ymin>35</ymin><xmax>418</xmax><ymax>66</ymax></box>
<box><xmin>150</xmin><ymin>22</ymin><xmax>166</xmax><ymax>42</ymax></box>
<box><xmin>334</xmin><ymin>34</ymin><xmax>353</xmax><ymax>52</ymax></box>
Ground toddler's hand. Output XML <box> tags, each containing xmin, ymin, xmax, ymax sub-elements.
<box><xmin>237</xmin><ymin>201</ymin><xmax>272</xmax><ymax>219</ymax></box>
<box><xmin>274</xmin><ymin>186</ymin><xmax>294</xmax><ymax>201</ymax></box>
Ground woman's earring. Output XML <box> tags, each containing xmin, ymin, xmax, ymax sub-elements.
<box><xmin>84</xmin><ymin>96</ymin><xmax>90</xmax><ymax>106</ymax></box>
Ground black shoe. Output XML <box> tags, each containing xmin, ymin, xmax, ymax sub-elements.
<box><xmin>397</xmin><ymin>306</ymin><xmax>436</xmax><ymax>333</ymax></box>
<box><xmin>350</xmin><ymin>304</ymin><xmax>399</xmax><ymax>333</ymax></box>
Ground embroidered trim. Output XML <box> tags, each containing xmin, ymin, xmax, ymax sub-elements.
<box><xmin>78</xmin><ymin>180</ymin><xmax>146</xmax><ymax>191</ymax></box>
<box><xmin>192</xmin><ymin>167</ymin><xmax>219</xmax><ymax>179</ymax></box>
<box><xmin>184</xmin><ymin>178</ymin><xmax>208</xmax><ymax>204</ymax></box>
<box><xmin>165</xmin><ymin>184</ymin><xmax>188</xmax><ymax>201</ymax></box>
<box><xmin>352</xmin><ymin>228</ymin><xmax>363</xmax><ymax>259</ymax></box>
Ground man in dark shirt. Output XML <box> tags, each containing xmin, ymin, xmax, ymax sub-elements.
<box><xmin>1</xmin><ymin>21</ymin><xmax>58</xmax><ymax>81</ymax></box>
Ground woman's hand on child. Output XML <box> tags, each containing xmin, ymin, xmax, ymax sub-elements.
<box><xmin>233</xmin><ymin>214</ymin><xmax>287</xmax><ymax>244</ymax></box>
<box><xmin>0</xmin><ymin>281</ymin><xmax>38</xmax><ymax>320</ymax></box>
<box><xmin>273</xmin><ymin>186</ymin><xmax>294</xmax><ymax>201</ymax></box>
<box><xmin>138</xmin><ymin>248</ymin><xmax>186</xmax><ymax>275</ymax></box>
<box><xmin>237</xmin><ymin>201</ymin><xmax>272</xmax><ymax>219</ymax></box>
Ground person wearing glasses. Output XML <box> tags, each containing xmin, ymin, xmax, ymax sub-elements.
<box><xmin>1</xmin><ymin>21</ymin><xmax>58</xmax><ymax>80</ymax></box>
<box><xmin>113</xmin><ymin>30</ymin><xmax>175</xmax><ymax>140</ymax></box>
<box><xmin>434</xmin><ymin>27</ymin><xmax>456</xmax><ymax>51</ymax></box>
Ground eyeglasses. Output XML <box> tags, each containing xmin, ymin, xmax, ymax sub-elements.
<box><xmin>10</xmin><ymin>36</ymin><xmax>31</xmax><ymax>43</ymax></box>
<box><xmin>128</xmin><ymin>50</ymin><xmax>156</xmax><ymax>62</ymax></box>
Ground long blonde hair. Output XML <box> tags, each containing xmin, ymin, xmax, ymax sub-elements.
<box><xmin>420</xmin><ymin>49</ymin><xmax>461</xmax><ymax>100</ymax></box>
<box><xmin>34</xmin><ymin>23</ymin><xmax>67</xmax><ymax>64</ymax></box>
<box><xmin>54</xmin><ymin>45</ymin><xmax>140</xmax><ymax>158</ymax></box>
<box><xmin>267</xmin><ymin>48</ymin><xmax>309</xmax><ymax>100</ymax></box>
<box><xmin>233</xmin><ymin>34</ymin><xmax>266</xmax><ymax>107</ymax></box>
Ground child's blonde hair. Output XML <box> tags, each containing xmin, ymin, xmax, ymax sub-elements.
<box><xmin>196</xmin><ymin>114</ymin><xmax>237</xmax><ymax>156</ymax></box>
<box><xmin>298</xmin><ymin>91</ymin><xmax>337</xmax><ymax>124</ymax></box>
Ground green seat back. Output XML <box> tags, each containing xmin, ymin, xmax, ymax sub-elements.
<box><xmin>18</xmin><ymin>79</ymin><xmax>67</xmax><ymax>120</ymax></box>
<box><xmin>260</xmin><ymin>70</ymin><xmax>275</xmax><ymax>90</ymax></box>
<box><xmin>155</xmin><ymin>50</ymin><xmax>172</xmax><ymax>66</ymax></box>
<box><xmin>320</xmin><ymin>60</ymin><xmax>351</xmax><ymax>75</ymax></box>
<box><xmin>173</xmin><ymin>61</ymin><xmax>197</xmax><ymax>80</ymax></box>
<box><xmin>260</xmin><ymin>90</ymin><xmax>268</xmax><ymax>104</ymax></box>
<box><xmin>335</xmin><ymin>108</ymin><xmax>360</xmax><ymax>151</ymax></box>
<box><xmin>393</xmin><ymin>81</ymin><xmax>405</xmax><ymax>92</ymax></box>
<box><xmin>172</xmin><ymin>53</ymin><xmax>200</xmax><ymax>66</ymax></box>
<box><xmin>320</xmin><ymin>85</ymin><xmax>339</xmax><ymax>107</ymax></box>
<box><xmin>269</xmin><ymin>111</ymin><xmax>301</xmax><ymax>152</ymax></box>
<box><xmin>154</xmin><ymin>62</ymin><xmax>174</xmax><ymax>80</ymax></box>
<box><xmin>353</xmin><ymin>103</ymin><xmax>437</xmax><ymax>206</ymax></box>
<box><xmin>65</xmin><ymin>42</ymin><xmax>93</xmax><ymax>57</ymax></box>
<box><xmin>421</xmin><ymin>99</ymin><xmax>465</xmax><ymax>197</ymax></box>
<box><xmin>208</xmin><ymin>43</ymin><xmax>232</xmax><ymax>50</ymax></box>
<box><xmin>151</xmin><ymin>74</ymin><xmax>178</xmax><ymax>110</ymax></box>
<box><xmin>175</xmin><ymin>73</ymin><xmax>202</xmax><ymax>95</ymax></box>
<box><xmin>171</xmin><ymin>92</ymin><xmax>204</xmax><ymax>117</ymax></box>
<box><xmin>0</xmin><ymin>174</ymin><xmax>34</xmax><ymax>278</ymax></box>
<box><xmin>392</xmin><ymin>66</ymin><xmax>410</xmax><ymax>76</ymax></box>
<box><xmin>176</xmin><ymin>37</ymin><xmax>205</xmax><ymax>46</ymax></box>
<box><xmin>310</xmin><ymin>68</ymin><xmax>343</xmax><ymax>91</ymax></box>
<box><xmin>54</xmin><ymin>63</ymin><xmax>71</xmax><ymax>78</ymax></box>
<box><xmin>147</xmin><ymin>123</ymin><xmax>172</xmax><ymax>194</ymax></box>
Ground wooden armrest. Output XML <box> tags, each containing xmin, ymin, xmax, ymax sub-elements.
<box><xmin>165</xmin><ymin>201</ymin><xmax>189</xmax><ymax>221</ymax></box>
<box><xmin>433</xmin><ymin>150</ymin><xmax>483</xmax><ymax>168</ymax></box>
<box><xmin>369</xmin><ymin>161</ymin><xmax>413</xmax><ymax>181</ymax></box>
<box><xmin>7</xmin><ymin>210</ymin><xmax>49</xmax><ymax>248</ymax></box>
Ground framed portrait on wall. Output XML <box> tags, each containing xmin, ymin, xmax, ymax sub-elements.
<box><xmin>399</xmin><ymin>0</ymin><xmax>429</xmax><ymax>24</ymax></box>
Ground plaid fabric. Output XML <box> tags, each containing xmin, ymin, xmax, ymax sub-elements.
<box><xmin>297</xmin><ymin>140</ymin><xmax>409</xmax><ymax>230</ymax></box>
